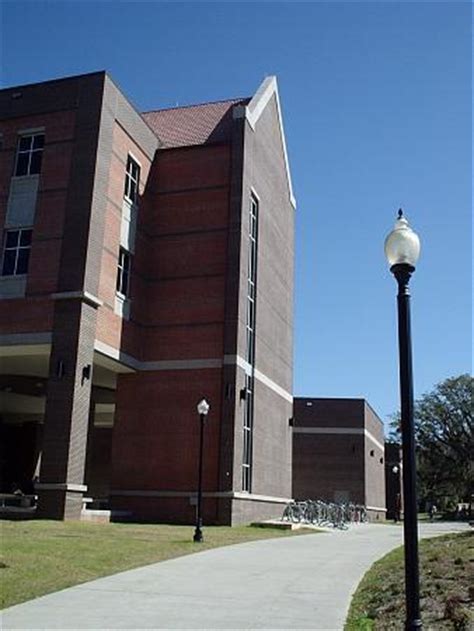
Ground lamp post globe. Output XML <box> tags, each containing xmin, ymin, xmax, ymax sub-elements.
<box><xmin>197</xmin><ymin>399</ymin><xmax>210</xmax><ymax>417</ymax></box>
<box><xmin>385</xmin><ymin>209</ymin><xmax>422</xmax><ymax>630</ymax></box>
<box><xmin>193</xmin><ymin>399</ymin><xmax>210</xmax><ymax>543</ymax></box>
<box><xmin>384</xmin><ymin>209</ymin><xmax>421</xmax><ymax>269</ymax></box>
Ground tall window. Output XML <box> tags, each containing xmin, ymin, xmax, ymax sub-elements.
<box><xmin>242</xmin><ymin>374</ymin><xmax>254</xmax><ymax>492</ymax></box>
<box><xmin>242</xmin><ymin>194</ymin><xmax>259</xmax><ymax>492</ymax></box>
<box><xmin>116</xmin><ymin>248</ymin><xmax>131</xmax><ymax>297</ymax></box>
<box><xmin>1</xmin><ymin>228</ymin><xmax>33</xmax><ymax>276</ymax></box>
<box><xmin>124</xmin><ymin>155</ymin><xmax>140</xmax><ymax>204</ymax></box>
<box><xmin>15</xmin><ymin>133</ymin><xmax>44</xmax><ymax>176</ymax></box>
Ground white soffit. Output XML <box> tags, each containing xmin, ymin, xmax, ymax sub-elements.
<box><xmin>234</xmin><ymin>76</ymin><xmax>296</xmax><ymax>209</ymax></box>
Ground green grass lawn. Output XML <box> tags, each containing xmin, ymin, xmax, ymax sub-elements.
<box><xmin>0</xmin><ymin>519</ymin><xmax>314</xmax><ymax>609</ymax></box>
<box><xmin>345</xmin><ymin>531</ymin><xmax>474</xmax><ymax>630</ymax></box>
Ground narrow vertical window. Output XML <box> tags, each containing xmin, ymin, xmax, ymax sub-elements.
<box><xmin>1</xmin><ymin>228</ymin><xmax>33</xmax><ymax>276</ymax></box>
<box><xmin>124</xmin><ymin>155</ymin><xmax>140</xmax><ymax>204</ymax></box>
<box><xmin>116</xmin><ymin>248</ymin><xmax>131</xmax><ymax>297</ymax></box>
<box><xmin>15</xmin><ymin>133</ymin><xmax>45</xmax><ymax>176</ymax></box>
<box><xmin>242</xmin><ymin>194</ymin><xmax>259</xmax><ymax>492</ymax></box>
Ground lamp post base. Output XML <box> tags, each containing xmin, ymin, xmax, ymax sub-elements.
<box><xmin>193</xmin><ymin>527</ymin><xmax>203</xmax><ymax>543</ymax></box>
<box><xmin>406</xmin><ymin>618</ymin><xmax>422</xmax><ymax>630</ymax></box>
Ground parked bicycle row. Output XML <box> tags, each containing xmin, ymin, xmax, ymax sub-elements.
<box><xmin>282</xmin><ymin>499</ymin><xmax>368</xmax><ymax>529</ymax></box>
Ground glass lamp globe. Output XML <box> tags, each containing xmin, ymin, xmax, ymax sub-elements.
<box><xmin>384</xmin><ymin>210</ymin><xmax>421</xmax><ymax>268</ymax></box>
<box><xmin>197</xmin><ymin>399</ymin><xmax>210</xmax><ymax>416</ymax></box>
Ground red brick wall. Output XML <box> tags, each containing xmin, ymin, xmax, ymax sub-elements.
<box><xmin>95</xmin><ymin>121</ymin><xmax>154</xmax><ymax>355</ymax></box>
<box><xmin>111</xmin><ymin>368</ymin><xmax>222</xmax><ymax>491</ymax></box>
<box><xmin>110</xmin><ymin>144</ymin><xmax>231</xmax><ymax>520</ymax></box>
<box><xmin>135</xmin><ymin>144</ymin><xmax>230</xmax><ymax>361</ymax></box>
<box><xmin>0</xmin><ymin>110</ymin><xmax>77</xmax><ymax>334</ymax></box>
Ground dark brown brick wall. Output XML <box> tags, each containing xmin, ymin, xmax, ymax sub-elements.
<box><xmin>363</xmin><ymin>401</ymin><xmax>386</xmax><ymax>510</ymax></box>
<box><xmin>110</xmin><ymin>368</ymin><xmax>223</xmax><ymax>522</ymax></box>
<box><xmin>40</xmin><ymin>300</ymin><xmax>96</xmax><ymax>481</ymax></box>
<box><xmin>293</xmin><ymin>433</ymin><xmax>365</xmax><ymax>503</ymax></box>
<box><xmin>294</xmin><ymin>398</ymin><xmax>365</xmax><ymax>429</ymax></box>
<box><xmin>85</xmin><ymin>426</ymin><xmax>113</xmax><ymax>498</ymax></box>
<box><xmin>293</xmin><ymin>398</ymin><xmax>386</xmax><ymax>514</ymax></box>
<box><xmin>232</xmin><ymin>94</ymin><xmax>294</xmax><ymax>500</ymax></box>
<box><xmin>110</xmin><ymin>495</ymin><xmax>219</xmax><ymax>526</ymax></box>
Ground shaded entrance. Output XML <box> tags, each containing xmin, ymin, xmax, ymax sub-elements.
<box><xmin>0</xmin><ymin>344</ymin><xmax>129</xmax><ymax>514</ymax></box>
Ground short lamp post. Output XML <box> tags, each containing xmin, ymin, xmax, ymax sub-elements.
<box><xmin>384</xmin><ymin>209</ymin><xmax>422</xmax><ymax>630</ymax></box>
<box><xmin>392</xmin><ymin>465</ymin><xmax>402</xmax><ymax>523</ymax></box>
<box><xmin>193</xmin><ymin>398</ymin><xmax>210</xmax><ymax>543</ymax></box>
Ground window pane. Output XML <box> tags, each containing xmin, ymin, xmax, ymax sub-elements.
<box><xmin>123</xmin><ymin>252</ymin><xmax>130</xmax><ymax>273</ymax></box>
<box><xmin>33</xmin><ymin>134</ymin><xmax>45</xmax><ymax>149</ymax></box>
<box><xmin>124</xmin><ymin>174</ymin><xmax>130</xmax><ymax>199</ymax></box>
<box><xmin>117</xmin><ymin>249</ymin><xmax>131</xmax><ymax>295</ymax></box>
<box><xmin>30</xmin><ymin>151</ymin><xmax>43</xmax><ymax>175</ymax></box>
<box><xmin>16</xmin><ymin>248</ymin><xmax>30</xmax><ymax>274</ymax></box>
<box><xmin>15</xmin><ymin>153</ymin><xmax>29</xmax><ymax>176</ymax></box>
<box><xmin>2</xmin><ymin>250</ymin><xmax>16</xmax><ymax>275</ymax></box>
<box><xmin>19</xmin><ymin>229</ymin><xmax>32</xmax><ymax>246</ymax></box>
<box><xmin>122</xmin><ymin>270</ymin><xmax>129</xmax><ymax>295</ymax></box>
<box><xmin>19</xmin><ymin>136</ymin><xmax>32</xmax><ymax>151</ymax></box>
<box><xmin>129</xmin><ymin>180</ymin><xmax>137</xmax><ymax>202</ymax></box>
<box><xmin>5</xmin><ymin>231</ymin><xmax>20</xmax><ymax>248</ymax></box>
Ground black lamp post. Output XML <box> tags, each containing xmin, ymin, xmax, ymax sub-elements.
<box><xmin>385</xmin><ymin>209</ymin><xmax>422</xmax><ymax>630</ymax></box>
<box><xmin>392</xmin><ymin>465</ymin><xmax>402</xmax><ymax>523</ymax></box>
<box><xmin>193</xmin><ymin>398</ymin><xmax>210</xmax><ymax>543</ymax></box>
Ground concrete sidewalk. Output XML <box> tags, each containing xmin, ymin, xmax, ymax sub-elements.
<box><xmin>2</xmin><ymin>521</ymin><xmax>469</xmax><ymax>630</ymax></box>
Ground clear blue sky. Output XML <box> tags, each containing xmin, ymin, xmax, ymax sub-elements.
<box><xmin>2</xmin><ymin>1</ymin><xmax>471</xmax><ymax>429</ymax></box>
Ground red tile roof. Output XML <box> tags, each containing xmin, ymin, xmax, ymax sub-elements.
<box><xmin>142</xmin><ymin>98</ymin><xmax>249</xmax><ymax>148</ymax></box>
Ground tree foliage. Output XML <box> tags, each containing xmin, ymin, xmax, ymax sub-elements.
<box><xmin>391</xmin><ymin>374</ymin><xmax>473</xmax><ymax>506</ymax></box>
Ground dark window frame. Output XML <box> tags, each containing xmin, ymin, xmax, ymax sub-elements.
<box><xmin>1</xmin><ymin>228</ymin><xmax>33</xmax><ymax>276</ymax></box>
<box><xmin>14</xmin><ymin>133</ymin><xmax>45</xmax><ymax>177</ymax></box>
<box><xmin>124</xmin><ymin>155</ymin><xmax>140</xmax><ymax>204</ymax></box>
<box><xmin>242</xmin><ymin>193</ymin><xmax>259</xmax><ymax>492</ymax></box>
<box><xmin>116</xmin><ymin>247</ymin><xmax>131</xmax><ymax>297</ymax></box>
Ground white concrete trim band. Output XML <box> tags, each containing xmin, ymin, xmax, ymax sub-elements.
<box><xmin>293</xmin><ymin>427</ymin><xmax>385</xmax><ymax>452</ymax></box>
<box><xmin>224</xmin><ymin>354</ymin><xmax>293</xmax><ymax>403</ymax></box>
<box><xmin>51</xmin><ymin>291</ymin><xmax>103</xmax><ymax>308</ymax></box>
<box><xmin>255</xmin><ymin>368</ymin><xmax>293</xmax><ymax>404</ymax></box>
<box><xmin>94</xmin><ymin>340</ymin><xmax>139</xmax><ymax>370</ymax></box>
<box><xmin>35</xmin><ymin>483</ymin><xmax>88</xmax><ymax>493</ymax></box>
<box><xmin>141</xmin><ymin>358</ymin><xmax>222</xmax><ymax>371</ymax></box>
<box><xmin>110</xmin><ymin>490</ymin><xmax>292</xmax><ymax>504</ymax></box>
<box><xmin>94</xmin><ymin>342</ymin><xmax>293</xmax><ymax>404</ymax></box>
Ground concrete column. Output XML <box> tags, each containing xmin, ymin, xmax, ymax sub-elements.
<box><xmin>37</xmin><ymin>297</ymin><xmax>98</xmax><ymax>519</ymax></box>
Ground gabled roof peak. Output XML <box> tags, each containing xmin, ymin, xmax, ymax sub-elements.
<box><xmin>234</xmin><ymin>76</ymin><xmax>296</xmax><ymax>209</ymax></box>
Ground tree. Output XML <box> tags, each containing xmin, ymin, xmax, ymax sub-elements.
<box><xmin>391</xmin><ymin>374</ymin><xmax>473</xmax><ymax>509</ymax></box>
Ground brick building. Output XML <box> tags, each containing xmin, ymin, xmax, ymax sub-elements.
<box><xmin>0</xmin><ymin>71</ymin><xmax>295</xmax><ymax>524</ymax></box>
<box><xmin>292</xmin><ymin>398</ymin><xmax>386</xmax><ymax>520</ymax></box>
